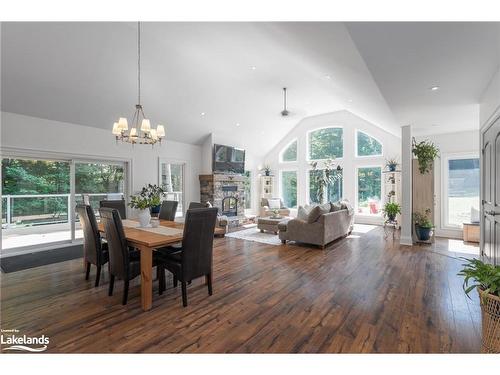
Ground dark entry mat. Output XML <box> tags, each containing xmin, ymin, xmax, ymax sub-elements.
<box><xmin>0</xmin><ymin>245</ymin><xmax>83</xmax><ymax>273</ymax></box>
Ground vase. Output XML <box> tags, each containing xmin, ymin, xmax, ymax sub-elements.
<box><xmin>416</xmin><ymin>225</ymin><xmax>432</xmax><ymax>241</ymax></box>
<box><xmin>150</xmin><ymin>204</ymin><xmax>161</xmax><ymax>215</ymax></box>
<box><xmin>138</xmin><ymin>209</ymin><xmax>151</xmax><ymax>227</ymax></box>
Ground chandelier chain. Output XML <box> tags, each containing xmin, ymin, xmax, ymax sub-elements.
<box><xmin>137</xmin><ymin>21</ymin><xmax>141</xmax><ymax>105</ymax></box>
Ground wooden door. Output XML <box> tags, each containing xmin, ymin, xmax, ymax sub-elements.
<box><xmin>482</xmin><ymin>116</ymin><xmax>500</xmax><ymax>265</ymax></box>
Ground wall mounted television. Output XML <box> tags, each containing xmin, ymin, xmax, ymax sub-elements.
<box><xmin>213</xmin><ymin>144</ymin><xmax>245</xmax><ymax>174</ymax></box>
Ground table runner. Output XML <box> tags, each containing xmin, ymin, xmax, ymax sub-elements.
<box><xmin>121</xmin><ymin>219</ymin><xmax>184</xmax><ymax>237</ymax></box>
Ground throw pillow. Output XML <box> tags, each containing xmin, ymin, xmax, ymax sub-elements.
<box><xmin>330</xmin><ymin>202</ymin><xmax>342</xmax><ymax>212</ymax></box>
<box><xmin>319</xmin><ymin>202</ymin><xmax>331</xmax><ymax>213</ymax></box>
<box><xmin>297</xmin><ymin>205</ymin><xmax>310</xmax><ymax>221</ymax></box>
<box><xmin>268</xmin><ymin>198</ymin><xmax>281</xmax><ymax>209</ymax></box>
<box><xmin>306</xmin><ymin>205</ymin><xmax>324</xmax><ymax>223</ymax></box>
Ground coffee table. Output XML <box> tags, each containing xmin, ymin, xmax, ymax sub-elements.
<box><xmin>257</xmin><ymin>216</ymin><xmax>290</xmax><ymax>234</ymax></box>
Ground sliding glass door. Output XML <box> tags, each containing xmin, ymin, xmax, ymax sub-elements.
<box><xmin>74</xmin><ymin>161</ymin><xmax>126</xmax><ymax>239</ymax></box>
<box><xmin>1</xmin><ymin>158</ymin><xmax>71</xmax><ymax>250</ymax></box>
<box><xmin>1</xmin><ymin>156</ymin><xmax>127</xmax><ymax>253</ymax></box>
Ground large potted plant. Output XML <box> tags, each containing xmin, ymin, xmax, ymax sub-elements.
<box><xmin>383</xmin><ymin>202</ymin><xmax>401</xmax><ymax>222</ymax></box>
<box><xmin>412</xmin><ymin>138</ymin><xmax>439</xmax><ymax>174</ymax></box>
<box><xmin>413</xmin><ymin>209</ymin><xmax>433</xmax><ymax>241</ymax></box>
<box><xmin>458</xmin><ymin>258</ymin><xmax>500</xmax><ymax>353</ymax></box>
<box><xmin>128</xmin><ymin>195</ymin><xmax>153</xmax><ymax>227</ymax></box>
<box><xmin>310</xmin><ymin>158</ymin><xmax>342</xmax><ymax>204</ymax></box>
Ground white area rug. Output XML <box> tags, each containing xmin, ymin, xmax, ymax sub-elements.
<box><xmin>226</xmin><ymin>225</ymin><xmax>282</xmax><ymax>245</ymax></box>
<box><xmin>226</xmin><ymin>223</ymin><xmax>377</xmax><ymax>246</ymax></box>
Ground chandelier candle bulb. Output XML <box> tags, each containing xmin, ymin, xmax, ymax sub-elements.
<box><xmin>112</xmin><ymin>122</ymin><xmax>121</xmax><ymax>135</ymax></box>
<box><xmin>141</xmin><ymin>119</ymin><xmax>151</xmax><ymax>132</ymax></box>
<box><xmin>156</xmin><ymin>125</ymin><xmax>165</xmax><ymax>138</ymax></box>
<box><xmin>129</xmin><ymin>128</ymin><xmax>138</xmax><ymax>138</ymax></box>
<box><xmin>118</xmin><ymin>117</ymin><xmax>128</xmax><ymax>131</ymax></box>
<box><xmin>150</xmin><ymin>128</ymin><xmax>158</xmax><ymax>140</ymax></box>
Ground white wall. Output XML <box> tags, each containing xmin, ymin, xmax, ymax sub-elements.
<box><xmin>262</xmin><ymin>110</ymin><xmax>401</xmax><ymax>224</ymax></box>
<box><xmin>480</xmin><ymin>66</ymin><xmax>500</xmax><ymax>129</ymax></box>
<box><xmin>0</xmin><ymin>112</ymin><xmax>203</xmax><ymax>213</ymax></box>
<box><xmin>415</xmin><ymin>130</ymin><xmax>480</xmax><ymax>239</ymax></box>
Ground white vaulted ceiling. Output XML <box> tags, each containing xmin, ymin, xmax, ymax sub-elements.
<box><xmin>1</xmin><ymin>22</ymin><xmax>499</xmax><ymax>155</ymax></box>
<box><xmin>0</xmin><ymin>22</ymin><xmax>397</xmax><ymax>155</ymax></box>
<box><xmin>346</xmin><ymin>22</ymin><xmax>500</xmax><ymax>136</ymax></box>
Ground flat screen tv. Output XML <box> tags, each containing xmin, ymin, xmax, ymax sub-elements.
<box><xmin>213</xmin><ymin>144</ymin><xmax>245</xmax><ymax>174</ymax></box>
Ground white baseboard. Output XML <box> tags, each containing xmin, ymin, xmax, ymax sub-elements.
<box><xmin>399</xmin><ymin>235</ymin><xmax>413</xmax><ymax>246</ymax></box>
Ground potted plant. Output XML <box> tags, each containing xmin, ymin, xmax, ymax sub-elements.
<box><xmin>383</xmin><ymin>202</ymin><xmax>401</xmax><ymax>222</ymax></box>
<box><xmin>413</xmin><ymin>209</ymin><xmax>433</xmax><ymax>241</ymax></box>
<box><xmin>310</xmin><ymin>158</ymin><xmax>342</xmax><ymax>204</ymax></box>
<box><xmin>412</xmin><ymin>138</ymin><xmax>439</xmax><ymax>174</ymax></box>
<box><xmin>385</xmin><ymin>157</ymin><xmax>399</xmax><ymax>172</ymax></box>
<box><xmin>128</xmin><ymin>194</ymin><xmax>153</xmax><ymax>227</ymax></box>
<box><xmin>139</xmin><ymin>184</ymin><xmax>165</xmax><ymax>215</ymax></box>
<box><xmin>262</xmin><ymin>165</ymin><xmax>272</xmax><ymax>176</ymax></box>
<box><xmin>458</xmin><ymin>258</ymin><xmax>500</xmax><ymax>353</ymax></box>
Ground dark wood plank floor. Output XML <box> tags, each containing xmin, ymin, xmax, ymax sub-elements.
<box><xmin>0</xmin><ymin>226</ymin><xmax>481</xmax><ymax>353</ymax></box>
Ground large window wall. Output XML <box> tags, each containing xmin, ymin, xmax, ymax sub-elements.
<box><xmin>273</xmin><ymin>119</ymin><xmax>393</xmax><ymax>221</ymax></box>
<box><xmin>1</xmin><ymin>156</ymin><xmax>127</xmax><ymax>252</ymax></box>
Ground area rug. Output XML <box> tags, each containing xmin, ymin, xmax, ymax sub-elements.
<box><xmin>226</xmin><ymin>223</ymin><xmax>377</xmax><ymax>246</ymax></box>
<box><xmin>226</xmin><ymin>226</ymin><xmax>283</xmax><ymax>245</ymax></box>
<box><xmin>0</xmin><ymin>244</ymin><xmax>83</xmax><ymax>273</ymax></box>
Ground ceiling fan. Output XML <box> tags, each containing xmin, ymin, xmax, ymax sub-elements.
<box><xmin>281</xmin><ymin>87</ymin><xmax>290</xmax><ymax>117</ymax></box>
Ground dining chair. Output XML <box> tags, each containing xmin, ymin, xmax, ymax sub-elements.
<box><xmin>99</xmin><ymin>207</ymin><xmax>165</xmax><ymax>305</ymax></box>
<box><xmin>99</xmin><ymin>199</ymin><xmax>127</xmax><ymax>219</ymax></box>
<box><xmin>76</xmin><ymin>204</ymin><xmax>109</xmax><ymax>287</ymax></box>
<box><xmin>158</xmin><ymin>207</ymin><xmax>218</xmax><ymax>307</ymax></box>
<box><xmin>188</xmin><ymin>202</ymin><xmax>207</xmax><ymax>210</ymax></box>
<box><xmin>159</xmin><ymin>200</ymin><xmax>178</xmax><ymax>221</ymax></box>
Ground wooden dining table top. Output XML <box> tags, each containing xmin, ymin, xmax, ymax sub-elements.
<box><xmin>98</xmin><ymin>218</ymin><xmax>225</xmax><ymax>248</ymax></box>
<box><xmin>98</xmin><ymin>219</ymin><xmax>185</xmax><ymax>248</ymax></box>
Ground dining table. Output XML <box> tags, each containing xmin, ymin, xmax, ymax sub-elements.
<box><xmin>97</xmin><ymin>218</ymin><xmax>225</xmax><ymax>311</ymax></box>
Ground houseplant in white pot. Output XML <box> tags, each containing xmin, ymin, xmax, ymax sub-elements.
<box><xmin>458</xmin><ymin>258</ymin><xmax>500</xmax><ymax>353</ymax></box>
<box><xmin>128</xmin><ymin>194</ymin><xmax>152</xmax><ymax>227</ymax></box>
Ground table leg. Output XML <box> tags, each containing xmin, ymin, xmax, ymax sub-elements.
<box><xmin>139</xmin><ymin>245</ymin><xmax>153</xmax><ymax>311</ymax></box>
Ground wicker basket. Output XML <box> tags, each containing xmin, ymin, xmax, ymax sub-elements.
<box><xmin>479</xmin><ymin>288</ymin><xmax>500</xmax><ymax>353</ymax></box>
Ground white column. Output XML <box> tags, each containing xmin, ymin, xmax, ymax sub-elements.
<box><xmin>400</xmin><ymin>125</ymin><xmax>413</xmax><ymax>246</ymax></box>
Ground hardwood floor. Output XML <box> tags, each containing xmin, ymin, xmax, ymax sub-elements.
<box><xmin>0</xmin><ymin>226</ymin><xmax>481</xmax><ymax>353</ymax></box>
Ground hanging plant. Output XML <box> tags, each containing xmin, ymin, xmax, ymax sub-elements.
<box><xmin>412</xmin><ymin>138</ymin><xmax>439</xmax><ymax>174</ymax></box>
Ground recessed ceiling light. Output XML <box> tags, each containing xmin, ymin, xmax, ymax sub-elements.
<box><xmin>236</xmin><ymin>123</ymin><xmax>240</xmax><ymax>127</ymax></box>
<box><xmin>251</xmin><ymin>66</ymin><xmax>256</xmax><ymax>70</ymax></box>
<box><xmin>325</xmin><ymin>74</ymin><xmax>331</xmax><ymax>80</ymax></box>
<box><xmin>429</xmin><ymin>86</ymin><xmax>440</xmax><ymax>91</ymax></box>
<box><xmin>201</xmin><ymin>112</ymin><xmax>206</xmax><ymax>116</ymax></box>
<box><xmin>347</xmin><ymin>99</ymin><xmax>353</xmax><ymax>103</ymax></box>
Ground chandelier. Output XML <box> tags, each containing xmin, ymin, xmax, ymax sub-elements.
<box><xmin>112</xmin><ymin>22</ymin><xmax>165</xmax><ymax>146</ymax></box>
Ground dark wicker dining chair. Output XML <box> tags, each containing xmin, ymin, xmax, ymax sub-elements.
<box><xmin>159</xmin><ymin>200</ymin><xmax>178</xmax><ymax>221</ymax></box>
<box><xmin>99</xmin><ymin>199</ymin><xmax>127</xmax><ymax>219</ymax></box>
<box><xmin>99</xmin><ymin>207</ymin><xmax>164</xmax><ymax>305</ymax></box>
<box><xmin>158</xmin><ymin>207</ymin><xmax>218</xmax><ymax>307</ymax></box>
<box><xmin>76</xmin><ymin>204</ymin><xmax>109</xmax><ymax>287</ymax></box>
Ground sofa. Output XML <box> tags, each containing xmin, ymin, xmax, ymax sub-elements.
<box><xmin>259</xmin><ymin>198</ymin><xmax>291</xmax><ymax>218</ymax></box>
<box><xmin>278</xmin><ymin>202</ymin><xmax>354</xmax><ymax>249</ymax></box>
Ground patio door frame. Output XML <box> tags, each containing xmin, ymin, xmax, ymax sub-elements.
<box><xmin>158</xmin><ymin>157</ymin><xmax>188</xmax><ymax>217</ymax></box>
<box><xmin>0</xmin><ymin>147</ymin><xmax>132</xmax><ymax>257</ymax></box>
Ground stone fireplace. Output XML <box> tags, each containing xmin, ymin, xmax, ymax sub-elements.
<box><xmin>199</xmin><ymin>174</ymin><xmax>246</xmax><ymax>225</ymax></box>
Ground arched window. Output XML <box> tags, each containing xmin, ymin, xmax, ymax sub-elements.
<box><xmin>280</xmin><ymin>139</ymin><xmax>297</xmax><ymax>162</ymax></box>
<box><xmin>308</xmin><ymin>127</ymin><xmax>343</xmax><ymax>160</ymax></box>
<box><xmin>356</xmin><ymin>130</ymin><xmax>382</xmax><ymax>157</ymax></box>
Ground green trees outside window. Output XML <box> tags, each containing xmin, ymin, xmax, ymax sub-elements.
<box><xmin>281</xmin><ymin>140</ymin><xmax>297</xmax><ymax>162</ymax></box>
<box><xmin>357</xmin><ymin>131</ymin><xmax>382</xmax><ymax>156</ymax></box>
<box><xmin>309</xmin><ymin>169</ymin><xmax>343</xmax><ymax>204</ymax></box>
<box><xmin>281</xmin><ymin>171</ymin><xmax>297</xmax><ymax>208</ymax></box>
<box><xmin>244</xmin><ymin>171</ymin><xmax>252</xmax><ymax>209</ymax></box>
<box><xmin>309</xmin><ymin>128</ymin><xmax>343</xmax><ymax>160</ymax></box>
<box><xmin>357</xmin><ymin>167</ymin><xmax>382</xmax><ymax>215</ymax></box>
